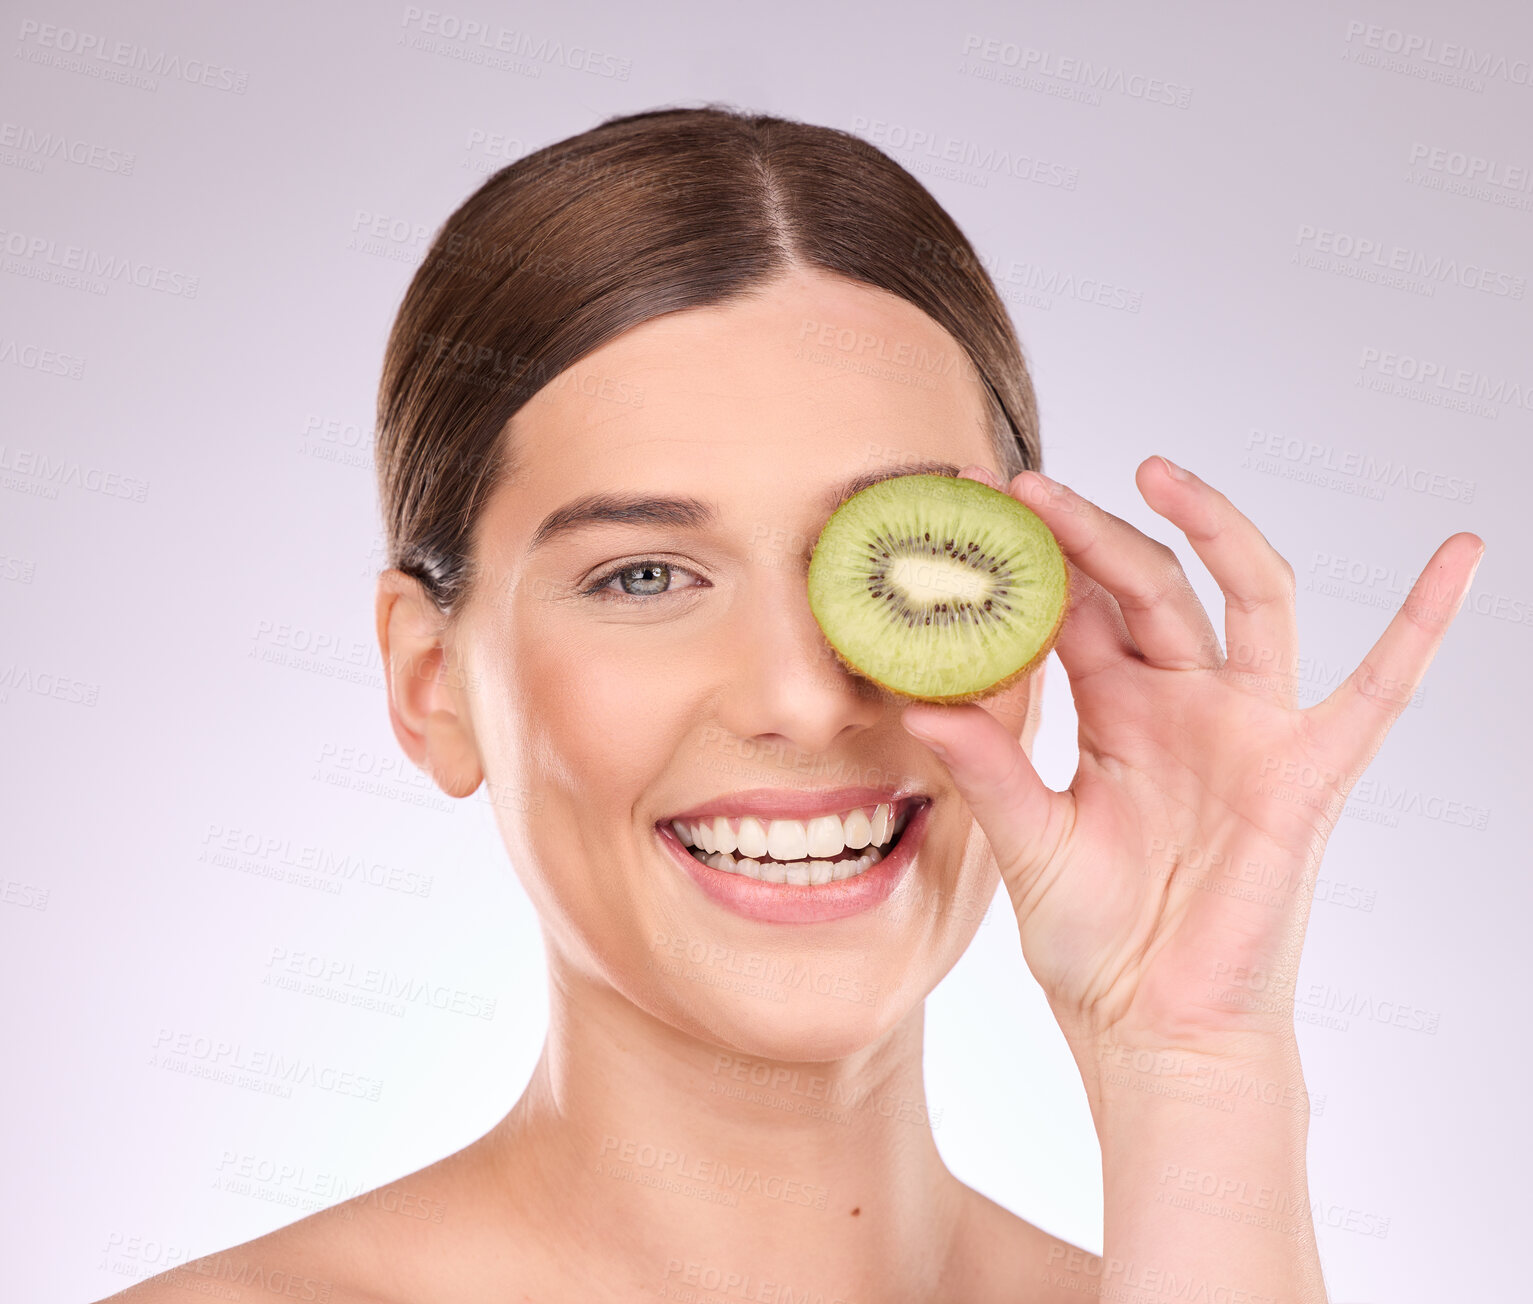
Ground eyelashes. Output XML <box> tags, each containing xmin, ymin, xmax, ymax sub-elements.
<box><xmin>582</xmin><ymin>559</ymin><xmax>706</xmax><ymax>602</ymax></box>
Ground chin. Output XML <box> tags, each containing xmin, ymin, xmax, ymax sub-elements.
<box><xmin>703</xmin><ymin>987</ymin><xmax>916</xmax><ymax>1064</ymax></box>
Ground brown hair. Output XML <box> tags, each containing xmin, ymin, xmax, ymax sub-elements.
<box><xmin>375</xmin><ymin>102</ymin><xmax>1041</xmax><ymax>625</ymax></box>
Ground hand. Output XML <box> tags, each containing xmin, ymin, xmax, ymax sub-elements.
<box><xmin>900</xmin><ymin>456</ymin><xmax>1483</xmax><ymax>1069</ymax></box>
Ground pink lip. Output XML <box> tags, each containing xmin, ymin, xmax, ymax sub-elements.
<box><xmin>663</xmin><ymin>785</ymin><xmax>925</xmax><ymax>823</ymax></box>
<box><xmin>656</xmin><ymin>799</ymin><xmax>932</xmax><ymax>924</ymax></box>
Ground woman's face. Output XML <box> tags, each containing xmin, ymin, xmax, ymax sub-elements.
<box><xmin>438</xmin><ymin>266</ymin><xmax>1040</xmax><ymax>1061</ymax></box>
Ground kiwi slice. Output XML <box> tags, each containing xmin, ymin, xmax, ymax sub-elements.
<box><xmin>806</xmin><ymin>473</ymin><xmax>1068</xmax><ymax>702</ymax></box>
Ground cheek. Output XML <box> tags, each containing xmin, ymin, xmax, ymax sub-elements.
<box><xmin>479</xmin><ymin>619</ymin><xmax>707</xmax><ymax>953</ymax></box>
<box><xmin>507</xmin><ymin>614</ymin><xmax>708</xmax><ymax>806</ymax></box>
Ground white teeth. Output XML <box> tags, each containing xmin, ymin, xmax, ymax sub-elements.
<box><xmin>870</xmin><ymin>803</ymin><xmax>891</xmax><ymax>845</ymax></box>
<box><xmin>736</xmin><ymin>817</ymin><xmax>768</xmax><ymax>859</ymax></box>
<box><xmin>673</xmin><ymin>806</ymin><xmax>906</xmax><ymax>853</ymax></box>
<box><xmin>766</xmin><ymin>819</ymin><xmax>809</xmax><ymax>861</ymax></box>
<box><xmin>836</xmin><ymin>847</ymin><xmax>883</xmax><ymax>880</ymax></box>
<box><xmin>842</xmin><ymin>807</ymin><xmax>872</xmax><ymax>849</ymax></box>
<box><xmin>670</xmin><ymin>802</ymin><xmax>917</xmax><ymax>882</ymax></box>
<box><xmin>686</xmin><ymin>843</ymin><xmax>886</xmax><ymax>884</ymax></box>
<box><xmin>806</xmin><ymin>815</ymin><xmax>845</xmax><ymax>858</ymax></box>
<box><xmin>712</xmin><ymin>815</ymin><xmax>736</xmax><ymax>855</ymax></box>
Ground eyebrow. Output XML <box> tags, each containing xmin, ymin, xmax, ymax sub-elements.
<box><xmin>525</xmin><ymin>459</ymin><xmax>966</xmax><ymax>555</ymax></box>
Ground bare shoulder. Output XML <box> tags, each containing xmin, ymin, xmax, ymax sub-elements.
<box><xmin>949</xmin><ymin>1181</ymin><xmax>1098</xmax><ymax>1304</ymax></box>
<box><xmin>89</xmin><ymin>1147</ymin><xmax>491</xmax><ymax>1304</ymax></box>
<box><xmin>88</xmin><ymin>1211</ymin><xmax>383</xmax><ymax>1304</ymax></box>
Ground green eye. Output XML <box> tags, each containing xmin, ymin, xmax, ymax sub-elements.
<box><xmin>584</xmin><ymin>560</ymin><xmax>703</xmax><ymax>600</ymax></box>
<box><xmin>617</xmin><ymin>562</ymin><xmax>671</xmax><ymax>596</ymax></box>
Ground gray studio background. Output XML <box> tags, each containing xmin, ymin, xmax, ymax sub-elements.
<box><xmin>3</xmin><ymin>2</ymin><xmax>1529</xmax><ymax>1300</ymax></box>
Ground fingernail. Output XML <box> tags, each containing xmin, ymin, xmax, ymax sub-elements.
<box><xmin>1026</xmin><ymin>470</ymin><xmax>1066</xmax><ymax>497</ymax></box>
<box><xmin>902</xmin><ymin>713</ymin><xmax>950</xmax><ymax>757</ymax></box>
<box><xmin>1157</xmin><ymin>455</ymin><xmax>1190</xmax><ymax>481</ymax></box>
<box><xmin>959</xmin><ymin>464</ymin><xmax>999</xmax><ymax>488</ymax></box>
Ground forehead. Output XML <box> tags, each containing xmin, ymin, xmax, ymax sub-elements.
<box><xmin>493</xmin><ymin>269</ymin><xmax>997</xmax><ymax>536</ymax></box>
<box><xmin>521</xmin><ymin>269</ymin><xmax>989</xmax><ymax>455</ymax></box>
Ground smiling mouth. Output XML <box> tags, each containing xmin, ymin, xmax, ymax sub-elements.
<box><xmin>663</xmin><ymin>799</ymin><xmax>921</xmax><ymax>886</ymax></box>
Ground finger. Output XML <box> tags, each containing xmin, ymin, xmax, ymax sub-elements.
<box><xmin>899</xmin><ymin>699</ymin><xmax>1067</xmax><ymax>894</ymax></box>
<box><xmin>1135</xmin><ymin>456</ymin><xmax>1300</xmax><ymax>705</ymax></box>
<box><xmin>1049</xmin><ymin>563</ymin><xmax>1139</xmax><ymax>685</ymax></box>
<box><xmin>957</xmin><ymin>463</ymin><xmax>1003</xmax><ymax>490</ymax></box>
<box><xmin>1011</xmin><ymin>469</ymin><xmax>1221</xmax><ymax>671</ymax></box>
<box><xmin>1306</xmin><ymin>532</ymin><xmax>1484</xmax><ymax>771</ymax></box>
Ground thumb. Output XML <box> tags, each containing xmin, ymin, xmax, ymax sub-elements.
<box><xmin>901</xmin><ymin>701</ymin><xmax>1063</xmax><ymax>890</ymax></box>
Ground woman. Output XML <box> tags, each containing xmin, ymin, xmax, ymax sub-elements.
<box><xmin>108</xmin><ymin>105</ymin><xmax>1481</xmax><ymax>1303</ymax></box>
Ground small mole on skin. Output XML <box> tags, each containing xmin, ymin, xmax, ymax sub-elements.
<box><xmin>850</xmin><ymin>1207</ymin><xmax>860</xmax><ymax>1216</ymax></box>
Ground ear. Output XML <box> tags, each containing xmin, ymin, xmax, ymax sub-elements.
<box><xmin>374</xmin><ymin>569</ymin><xmax>484</xmax><ymax>799</ymax></box>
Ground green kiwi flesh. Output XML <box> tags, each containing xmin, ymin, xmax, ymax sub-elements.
<box><xmin>806</xmin><ymin>473</ymin><xmax>1068</xmax><ymax>703</ymax></box>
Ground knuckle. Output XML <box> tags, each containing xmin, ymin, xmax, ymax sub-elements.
<box><xmin>1226</xmin><ymin>590</ymin><xmax>1279</xmax><ymax>616</ymax></box>
<box><xmin>1275</xmin><ymin>555</ymin><xmax>1297</xmax><ymax>597</ymax></box>
<box><xmin>1401</xmin><ymin>592</ymin><xmax>1449</xmax><ymax>631</ymax></box>
<box><xmin>1120</xmin><ymin>573</ymin><xmax>1179</xmax><ymax>612</ymax></box>
<box><xmin>1351</xmin><ymin>671</ymin><xmax>1402</xmax><ymax>717</ymax></box>
<box><xmin>1227</xmin><ymin>555</ymin><xmax>1296</xmax><ymax>615</ymax></box>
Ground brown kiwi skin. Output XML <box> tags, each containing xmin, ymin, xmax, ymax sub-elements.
<box><xmin>816</xmin><ymin>549</ymin><xmax>1074</xmax><ymax>706</ymax></box>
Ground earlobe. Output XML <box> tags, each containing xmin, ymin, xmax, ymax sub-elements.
<box><xmin>423</xmin><ymin>708</ymin><xmax>485</xmax><ymax>798</ymax></box>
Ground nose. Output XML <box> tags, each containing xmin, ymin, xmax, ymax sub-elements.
<box><xmin>710</xmin><ymin>560</ymin><xmax>886</xmax><ymax>758</ymax></box>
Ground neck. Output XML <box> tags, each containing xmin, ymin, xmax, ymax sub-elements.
<box><xmin>480</xmin><ymin>956</ymin><xmax>969</xmax><ymax>1301</ymax></box>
